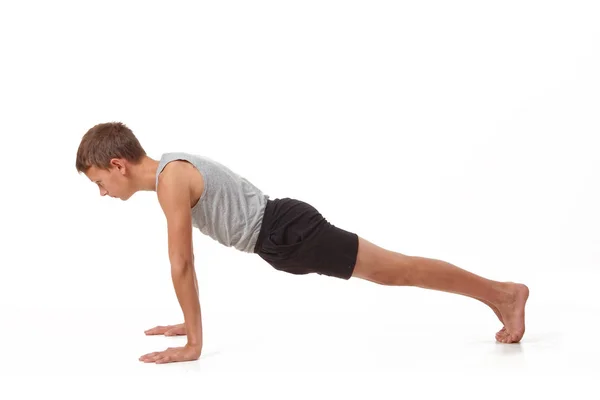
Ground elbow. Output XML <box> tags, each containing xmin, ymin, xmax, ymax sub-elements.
<box><xmin>169</xmin><ymin>254</ymin><xmax>194</xmax><ymax>271</ymax></box>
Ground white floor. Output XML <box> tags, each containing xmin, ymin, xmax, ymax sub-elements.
<box><xmin>1</xmin><ymin>272</ymin><xmax>598</xmax><ymax>400</ymax></box>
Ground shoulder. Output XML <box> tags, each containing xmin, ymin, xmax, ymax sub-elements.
<box><xmin>158</xmin><ymin>160</ymin><xmax>189</xmax><ymax>187</ymax></box>
<box><xmin>157</xmin><ymin>159</ymin><xmax>204</xmax><ymax>210</ymax></box>
<box><xmin>157</xmin><ymin>161</ymin><xmax>192</xmax><ymax>208</ymax></box>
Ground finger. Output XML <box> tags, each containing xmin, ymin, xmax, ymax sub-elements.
<box><xmin>144</xmin><ymin>326</ymin><xmax>168</xmax><ymax>335</ymax></box>
<box><xmin>156</xmin><ymin>356</ymin><xmax>171</xmax><ymax>364</ymax></box>
<box><xmin>143</xmin><ymin>354</ymin><xmax>164</xmax><ymax>363</ymax></box>
<box><xmin>140</xmin><ymin>351</ymin><xmax>160</xmax><ymax>359</ymax></box>
<box><xmin>152</xmin><ymin>351</ymin><xmax>168</xmax><ymax>358</ymax></box>
<box><xmin>139</xmin><ymin>351</ymin><xmax>162</xmax><ymax>361</ymax></box>
<box><xmin>154</xmin><ymin>349</ymin><xmax>177</xmax><ymax>361</ymax></box>
<box><xmin>150</xmin><ymin>325</ymin><xmax>174</xmax><ymax>334</ymax></box>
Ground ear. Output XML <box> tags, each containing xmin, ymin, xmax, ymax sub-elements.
<box><xmin>110</xmin><ymin>158</ymin><xmax>127</xmax><ymax>174</ymax></box>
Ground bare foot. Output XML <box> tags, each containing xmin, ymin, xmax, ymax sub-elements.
<box><xmin>480</xmin><ymin>299</ymin><xmax>506</xmax><ymax>337</ymax></box>
<box><xmin>494</xmin><ymin>282</ymin><xmax>529</xmax><ymax>343</ymax></box>
<box><xmin>488</xmin><ymin>302</ymin><xmax>504</xmax><ymax>325</ymax></box>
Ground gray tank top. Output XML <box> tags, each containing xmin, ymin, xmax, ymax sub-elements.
<box><xmin>155</xmin><ymin>152</ymin><xmax>270</xmax><ymax>253</ymax></box>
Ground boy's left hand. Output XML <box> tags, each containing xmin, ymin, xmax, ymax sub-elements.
<box><xmin>139</xmin><ymin>343</ymin><xmax>201</xmax><ymax>364</ymax></box>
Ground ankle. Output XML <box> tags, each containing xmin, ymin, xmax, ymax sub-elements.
<box><xmin>492</xmin><ymin>281</ymin><xmax>517</xmax><ymax>306</ymax></box>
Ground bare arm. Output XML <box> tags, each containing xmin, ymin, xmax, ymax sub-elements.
<box><xmin>170</xmin><ymin>259</ymin><xmax>202</xmax><ymax>347</ymax></box>
<box><xmin>157</xmin><ymin>164</ymin><xmax>203</xmax><ymax>351</ymax></box>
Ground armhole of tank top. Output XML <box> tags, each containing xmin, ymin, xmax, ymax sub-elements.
<box><xmin>156</xmin><ymin>157</ymin><xmax>186</xmax><ymax>196</ymax></box>
<box><xmin>188</xmin><ymin>160</ymin><xmax>208</xmax><ymax>208</ymax></box>
<box><xmin>163</xmin><ymin>156</ymin><xmax>208</xmax><ymax>208</ymax></box>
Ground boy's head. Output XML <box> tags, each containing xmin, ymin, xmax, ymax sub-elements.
<box><xmin>76</xmin><ymin>122</ymin><xmax>147</xmax><ymax>200</ymax></box>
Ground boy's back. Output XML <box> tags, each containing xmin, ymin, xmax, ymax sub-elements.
<box><xmin>156</xmin><ymin>152</ymin><xmax>270</xmax><ymax>253</ymax></box>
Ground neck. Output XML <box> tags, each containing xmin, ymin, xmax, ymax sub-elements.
<box><xmin>130</xmin><ymin>156</ymin><xmax>160</xmax><ymax>192</ymax></box>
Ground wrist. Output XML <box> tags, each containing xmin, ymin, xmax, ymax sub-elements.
<box><xmin>186</xmin><ymin>342</ymin><xmax>202</xmax><ymax>352</ymax></box>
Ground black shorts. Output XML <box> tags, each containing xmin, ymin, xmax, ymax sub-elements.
<box><xmin>253</xmin><ymin>197</ymin><xmax>359</xmax><ymax>280</ymax></box>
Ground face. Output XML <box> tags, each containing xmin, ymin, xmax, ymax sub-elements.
<box><xmin>85</xmin><ymin>159</ymin><xmax>134</xmax><ymax>201</ymax></box>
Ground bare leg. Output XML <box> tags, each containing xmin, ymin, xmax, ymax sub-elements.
<box><xmin>408</xmin><ymin>256</ymin><xmax>528</xmax><ymax>343</ymax></box>
<box><xmin>351</xmin><ymin>236</ymin><xmax>528</xmax><ymax>343</ymax></box>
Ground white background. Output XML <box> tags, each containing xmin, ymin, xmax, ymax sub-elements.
<box><xmin>0</xmin><ymin>0</ymin><xmax>598</xmax><ymax>398</ymax></box>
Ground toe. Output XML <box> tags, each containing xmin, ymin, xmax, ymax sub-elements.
<box><xmin>496</xmin><ymin>330</ymin><xmax>509</xmax><ymax>343</ymax></box>
<box><xmin>509</xmin><ymin>332</ymin><xmax>523</xmax><ymax>343</ymax></box>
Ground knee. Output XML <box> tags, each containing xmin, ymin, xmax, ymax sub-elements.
<box><xmin>352</xmin><ymin>236</ymin><xmax>414</xmax><ymax>286</ymax></box>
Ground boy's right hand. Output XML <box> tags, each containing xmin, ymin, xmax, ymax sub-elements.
<box><xmin>144</xmin><ymin>323</ymin><xmax>186</xmax><ymax>336</ymax></box>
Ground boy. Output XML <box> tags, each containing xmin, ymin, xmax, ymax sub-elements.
<box><xmin>76</xmin><ymin>122</ymin><xmax>529</xmax><ymax>364</ymax></box>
